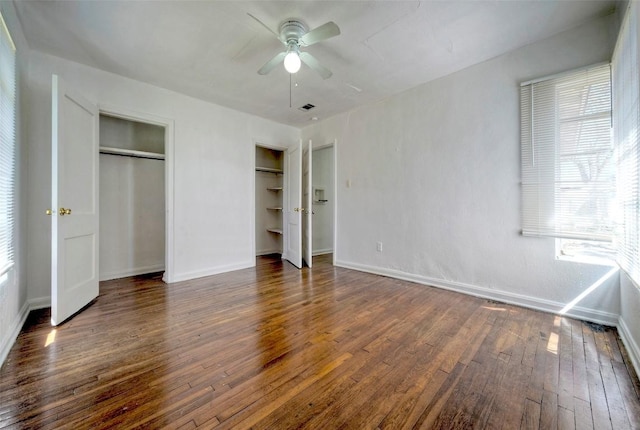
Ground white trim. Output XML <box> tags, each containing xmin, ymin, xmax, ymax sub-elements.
<box><xmin>99</xmin><ymin>264</ymin><xmax>165</xmax><ymax>281</ymax></box>
<box><xmin>256</xmin><ymin>248</ymin><xmax>282</xmax><ymax>256</ymax></box>
<box><xmin>335</xmin><ymin>260</ymin><xmax>619</xmax><ymax>326</ymax></box>
<box><xmin>0</xmin><ymin>296</ymin><xmax>51</xmax><ymax>368</ymax></box>
<box><xmin>312</xmin><ymin>248</ymin><xmax>333</xmax><ymax>256</ymax></box>
<box><xmin>97</xmin><ymin>104</ymin><xmax>176</xmax><ymax>284</ymax></box>
<box><xmin>331</xmin><ymin>139</ymin><xmax>338</xmax><ymax>266</ymax></box>
<box><xmin>28</xmin><ymin>296</ymin><xmax>51</xmax><ymax>310</ymax></box>
<box><xmin>0</xmin><ymin>300</ymin><xmax>28</xmax><ymax>368</ymax></box>
<box><xmin>170</xmin><ymin>260</ymin><xmax>254</xmax><ymax>283</ymax></box>
<box><xmin>618</xmin><ymin>316</ymin><xmax>640</xmax><ymax>379</ymax></box>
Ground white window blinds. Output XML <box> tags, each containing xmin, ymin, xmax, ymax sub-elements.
<box><xmin>613</xmin><ymin>2</ymin><xmax>640</xmax><ymax>283</ymax></box>
<box><xmin>521</xmin><ymin>64</ymin><xmax>614</xmax><ymax>242</ymax></box>
<box><xmin>0</xmin><ymin>12</ymin><xmax>15</xmax><ymax>277</ymax></box>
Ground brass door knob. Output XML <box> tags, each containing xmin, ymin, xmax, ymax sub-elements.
<box><xmin>59</xmin><ymin>207</ymin><xmax>71</xmax><ymax>216</ymax></box>
<box><xmin>45</xmin><ymin>209</ymin><xmax>54</xmax><ymax>215</ymax></box>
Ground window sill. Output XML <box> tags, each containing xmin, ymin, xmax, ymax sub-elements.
<box><xmin>556</xmin><ymin>254</ymin><xmax>618</xmax><ymax>267</ymax></box>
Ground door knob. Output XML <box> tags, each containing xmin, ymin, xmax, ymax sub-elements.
<box><xmin>45</xmin><ymin>209</ymin><xmax>54</xmax><ymax>215</ymax></box>
<box><xmin>294</xmin><ymin>207</ymin><xmax>301</xmax><ymax>212</ymax></box>
<box><xmin>59</xmin><ymin>207</ymin><xmax>71</xmax><ymax>216</ymax></box>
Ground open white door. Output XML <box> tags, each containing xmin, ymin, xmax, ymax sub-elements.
<box><xmin>302</xmin><ymin>140</ymin><xmax>312</xmax><ymax>268</ymax></box>
<box><xmin>285</xmin><ymin>141</ymin><xmax>302</xmax><ymax>268</ymax></box>
<box><xmin>50</xmin><ymin>75</ymin><xmax>100</xmax><ymax>325</ymax></box>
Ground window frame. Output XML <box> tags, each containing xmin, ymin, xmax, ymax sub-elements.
<box><xmin>520</xmin><ymin>63</ymin><xmax>615</xmax><ymax>255</ymax></box>
<box><xmin>0</xmin><ymin>11</ymin><xmax>16</xmax><ymax>287</ymax></box>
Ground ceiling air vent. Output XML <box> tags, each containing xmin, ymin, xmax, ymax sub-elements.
<box><xmin>298</xmin><ymin>103</ymin><xmax>315</xmax><ymax>112</ymax></box>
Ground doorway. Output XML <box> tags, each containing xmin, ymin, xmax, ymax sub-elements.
<box><xmin>312</xmin><ymin>144</ymin><xmax>335</xmax><ymax>258</ymax></box>
<box><xmin>98</xmin><ymin>111</ymin><xmax>173</xmax><ymax>282</ymax></box>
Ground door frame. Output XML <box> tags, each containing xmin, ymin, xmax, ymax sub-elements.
<box><xmin>98</xmin><ymin>104</ymin><xmax>175</xmax><ymax>283</ymax></box>
<box><xmin>312</xmin><ymin>139</ymin><xmax>338</xmax><ymax>265</ymax></box>
<box><xmin>251</xmin><ymin>139</ymin><xmax>289</xmax><ymax>263</ymax></box>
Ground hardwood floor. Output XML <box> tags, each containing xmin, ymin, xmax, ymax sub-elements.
<box><xmin>1</xmin><ymin>254</ymin><xmax>639</xmax><ymax>429</ymax></box>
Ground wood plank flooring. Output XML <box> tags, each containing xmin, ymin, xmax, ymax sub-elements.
<box><xmin>1</xmin><ymin>254</ymin><xmax>639</xmax><ymax>429</ymax></box>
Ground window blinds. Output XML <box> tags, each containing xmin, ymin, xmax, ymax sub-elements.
<box><xmin>520</xmin><ymin>63</ymin><xmax>613</xmax><ymax>242</ymax></box>
<box><xmin>613</xmin><ymin>2</ymin><xmax>640</xmax><ymax>283</ymax></box>
<box><xmin>0</xmin><ymin>12</ymin><xmax>15</xmax><ymax>277</ymax></box>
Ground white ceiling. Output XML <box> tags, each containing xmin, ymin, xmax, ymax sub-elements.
<box><xmin>13</xmin><ymin>0</ymin><xmax>618</xmax><ymax>127</ymax></box>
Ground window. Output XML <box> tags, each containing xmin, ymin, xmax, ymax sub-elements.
<box><xmin>0</xmin><ymin>12</ymin><xmax>15</xmax><ymax>282</ymax></box>
<box><xmin>613</xmin><ymin>2</ymin><xmax>640</xmax><ymax>284</ymax></box>
<box><xmin>520</xmin><ymin>64</ymin><xmax>614</xmax><ymax>260</ymax></box>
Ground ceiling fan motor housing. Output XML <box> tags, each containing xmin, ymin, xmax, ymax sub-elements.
<box><xmin>279</xmin><ymin>20</ymin><xmax>307</xmax><ymax>44</ymax></box>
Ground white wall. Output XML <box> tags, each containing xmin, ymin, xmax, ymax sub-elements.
<box><xmin>619</xmin><ymin>273</ymin><xmax>640</xmax><ymax>377</ymax></box>
<box><xmin>615</xmin><ymin>0</ymin><xmax>640</xmax><ymax>383</ymax></box>
<box><xmin>312</xmin><ymin>146</ymin><xmax>334</xmax><ymax>254</ymax></box>
<box><xmin>0</xmin><ymin>1</ymin><xmax>30</xmax><ymax>367</ymax></box>
<box><xmin>302</xmin><ymin>14</ymin><xmax>621</xmax><ymax>325</ymax></box>
<box><xmin>25</xmin><ymin>50</ymin><xmax>299</xmax><ymax>303</ymax></box>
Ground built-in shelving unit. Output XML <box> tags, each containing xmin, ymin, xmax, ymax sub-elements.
<box><xmin>256</xmin><ymin>146</ymin><xmax>284</xmax><ymax>255</ymax></box>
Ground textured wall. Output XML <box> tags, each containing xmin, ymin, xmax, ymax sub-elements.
<box><xmin>24</xmin><ymin>49</ymin><xmax>299</xmax><ymax>299</ymax></box>
<box><xmin>302</xmin><ymin>14</ymin><xmax>621</xmax><ymax>323</ymax></box>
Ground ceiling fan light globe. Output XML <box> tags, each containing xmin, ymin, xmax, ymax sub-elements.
<box><xmin>284</xmin><ymin>52</ymin><xmax>301</xmax><ymax>73</ymax></box>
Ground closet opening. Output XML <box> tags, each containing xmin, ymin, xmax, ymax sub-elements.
<box><xmin>255</xmin><ymin>145</ymin><xmax>285</xmax><ymax>258</ymax></box>
<box><xmin>98</xmin><ymin>114</ymin><xmax>166</xmax><ymax>281</ymax></box>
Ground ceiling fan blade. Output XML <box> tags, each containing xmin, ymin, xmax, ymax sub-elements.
<box><xmin>299</xmin><ymin>21</ymin><xmax>340</xmax><ymax>46</ymax></box>
<box><xmin>247</xmin><ymin>13</ymin><xmax>280</xmax><ymax>40</ymax></box>
<box><xmin>258</xmin><ymin>51</ymin><xmax>286</xmax><ymax>75</ymax></box>
<box><xmin>299</xmin><ymin>52</ymin><xmax>332</xmax><ymax>79</ymax></box>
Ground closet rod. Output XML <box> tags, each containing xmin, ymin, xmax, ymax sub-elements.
<box><xmin>99</xmin><ymin>146</ymin><xmax>165</xmax><ymax>160</ymax></box>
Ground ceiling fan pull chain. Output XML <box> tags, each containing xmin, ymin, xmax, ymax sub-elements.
<box><xmin>289</xmin><ymin>73</ymin><xmax>292</xmax><ymax>108</ymax></box>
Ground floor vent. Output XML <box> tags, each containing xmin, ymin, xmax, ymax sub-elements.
<box><xmin>584</xmin><ymin>321</ymin><xmax>608</xmax><ymax>332</ymax></box>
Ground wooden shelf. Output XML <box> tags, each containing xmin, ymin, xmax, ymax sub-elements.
<box><xmin>267</xmin><ymin>186</ymin><xmax>283</xmax><ymax>191</ymax></box>
<box><xmin>100</xmin><ymin>146</ymin><xmax>165</xmax><ymax>160</ymax></box>
<box><xmin>256</xmin><ymin>167</ymin><xmax>283</xmax><ymax>174</ymax></box>
<box><xmin>266</xmin><ymin>228</ymin><xmax>283</xmax><ymax>235</ymax></box>
<box><xmin>266</xmin><ymin>207</ymin><xmax>282</xmax><ymax>211</ymax></box>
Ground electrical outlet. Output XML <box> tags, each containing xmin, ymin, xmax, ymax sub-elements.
<box><xmin>376</xmin><ymin>242</ymin><xmax>383</xmax><ymax>252</ymax></box>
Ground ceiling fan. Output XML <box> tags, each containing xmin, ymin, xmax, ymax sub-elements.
<box><xmin>248</xmin><ymin>14</ymin><xmax>340</xmax><ymax>79</ymax></box>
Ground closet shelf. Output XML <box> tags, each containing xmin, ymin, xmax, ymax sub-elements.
<box><xmin>267</xmin><ymin>207</ymin><xmax>283</xmax><ymax>211</ymax></box>
<box><xmin>100</xmin><ymin>146</ymin><xmax>165</xmax><ymax>160</ymax></box>
<box><xmin>266</xmin><ymin>228</ymin><xmax>283</xmax><ymax>235</ymax></box>
<box><xmin>256</xmin><ymin>166</ymin><xmax>283</xmax><ymax>174</ymax></box>
<box><xmin>267</xmin><ymin>186</ymin><xmax>283</xmax><ymax>191</ymax></box>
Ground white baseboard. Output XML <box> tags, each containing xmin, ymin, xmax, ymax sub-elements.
<box><xmin>99</xmin><ymin>264</ymin><xmax>165</xmax><ymax>281</ymax></box>
<box><xmin>29</xmin><ymin>296</ymin><xmax>51</xmax><ymax>310</ymax></box>
<box><xmin>170</xmin><ymin>260</ymin><xmax>255</xmax><ymax>283</ymax></box>
<box><xmin>335</xmin><ymin>260</ymin><xmax>619</xmax><ymax>326</ymax></box>
<box><xmin>312</xmin><ymin>249</ymin><xmax>333</xmax><ymax>256</ymax></box>
<box><xmin>256</xmin><ymin>249</ymin><xmax>282</xmax><ymax>256</ymax></box>
<box><xmin>0</xmin><ymin>300</ymin><xmax>30</xmax><ymax>369</ymax></box>
<box><xmin>618</xmin><ymin>316</ymin><xmax>640</xmax><ymax>378</ymax></box>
